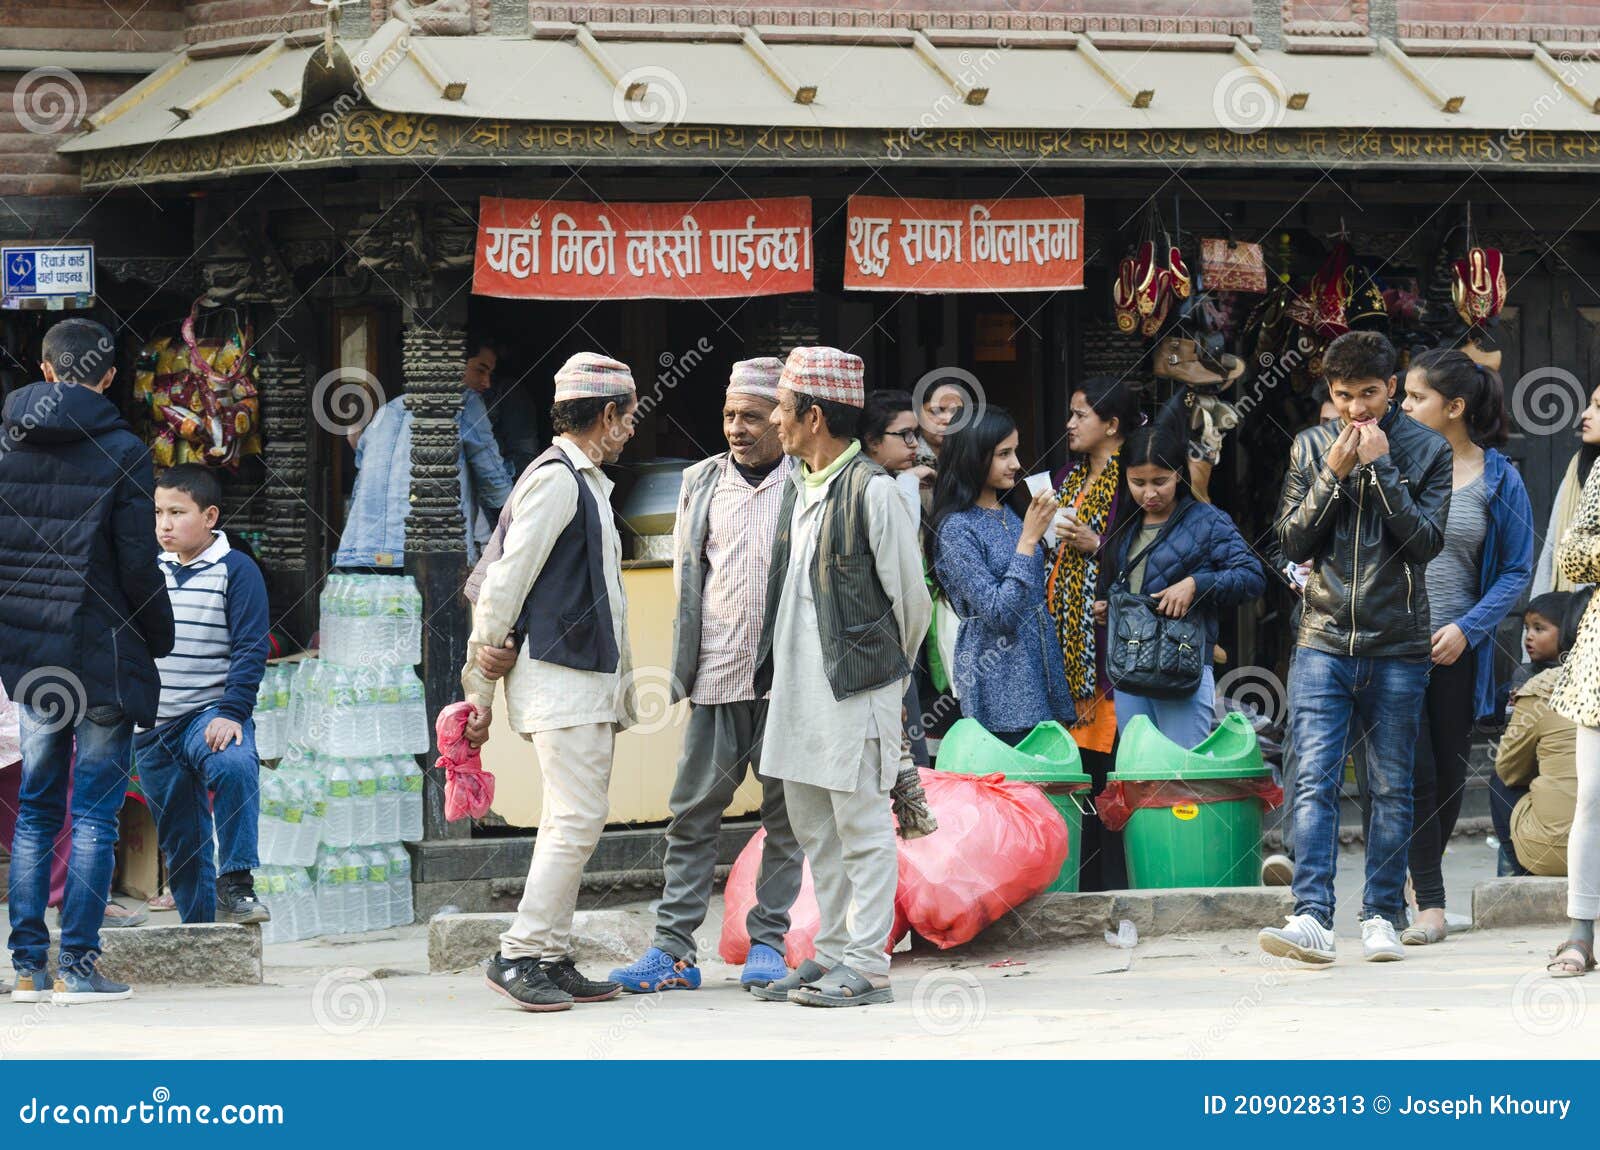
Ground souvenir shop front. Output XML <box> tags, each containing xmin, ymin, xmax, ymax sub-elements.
<box><xmin>49</xmin><ymin>20</ymin><xmax>1600</xmax><ymax>909</ymax></box>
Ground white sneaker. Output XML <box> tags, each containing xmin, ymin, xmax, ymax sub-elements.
<box><xmin>1258</xmin><ymin>913</ymin><xmax>1336</xmax><ymax>964</ymax></box>
<box><xmin>1361</xmin><ymin>917</ymin><xmax>1405</xmax><ymax>962</ymax></box>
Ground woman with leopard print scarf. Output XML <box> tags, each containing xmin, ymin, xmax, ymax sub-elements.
<box><xmin>1046</xmin><ymin>376</ymin><xmax>1139</xmax><ymax>890</ymax></box>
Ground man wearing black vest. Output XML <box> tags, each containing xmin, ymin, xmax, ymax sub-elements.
<box><xmin>462</xmin><ymin>352</ymin><xmax>638</xmax><ymax>1013</ymax></box>
<box><xmin>750</xmin><ymin>346</ymin><xmax>931</xmax><ymax>1007</ymax></box>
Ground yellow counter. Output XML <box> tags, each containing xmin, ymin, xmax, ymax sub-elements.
<box><xmin>480</xmin><ymin>562</ymin><xmax>766</xmax><ymax>828</ymax></box>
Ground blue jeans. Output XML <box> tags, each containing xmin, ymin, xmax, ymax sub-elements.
<box><xmin>1115</xmin><ymin>665</ymin><xmax>1217</xmax><ymax>750</ymax></box>
<box><xmin>133</xmin><ymin>707</ymin><xmax>260</xmax><ymax>923</ymax></box>
<box><xmin>1287</xmin><ymin>648</ymin><xmax>1429</xmax><ymax>930</ymax></box>
<box><xmin>8</xmin><ymin>703</ymin><xmax>133</xmax><ymax>974</ymax></box>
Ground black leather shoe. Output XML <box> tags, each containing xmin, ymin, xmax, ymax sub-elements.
<box><xmin>216</xmin><ymin>874</ymin><xmax>270</xmax><ymax>925</ymax></box>
<box><xmin>485</xmin><ymin>955</ymin><xmax>574</xmax><ymax>1013</ymax></box>
<box><xmin>538</xmin><ymin>957</ymin><xmax>622</xmax><ymax>1002</ymax></box>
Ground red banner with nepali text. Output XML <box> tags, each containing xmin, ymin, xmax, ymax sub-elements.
<box><xmin>473</xmin><ymin>196</ymin><xmax>813</xmax><ymax>301</ymax></box>
<box><xmin>843</xmin><ymin>195</ymin><xmax>1085</xmax><ymax>293</ymax></box>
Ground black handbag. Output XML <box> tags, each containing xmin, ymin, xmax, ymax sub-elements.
<box><xmin>1105</xmin><ymin>507</ymin><xmax>1206</xmax><ymax>699</ymax></box>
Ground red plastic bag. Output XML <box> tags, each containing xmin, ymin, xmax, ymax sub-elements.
<box><xmin>1095</xmin><ymin>777</ymin><xmax>1283</xmax><ymax>833</ymax></box>
<box><xmin>894</xmin><ymin>769</ymin><xmax>1069</xmax><ymax>949</ymax></box>
<box><xmin>434</xmin><ymin>701</ymin><xmax>496</xmax><ymax>821</ymax></box>
<box><xmin>718</xmin><ymin>827</ymin><xmax>909</xmax><ymax>967</ymax></box>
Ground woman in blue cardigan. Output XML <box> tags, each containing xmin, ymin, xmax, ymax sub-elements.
<box><xmin>929</xmin><ymin>408</ymin><xmax>1076</xmax><ymax>743</ymax></box>
<box><xmin>1399</xmin><ymin>348</ymin><xmax>1534</xmax><ymax>944</ymax></box>
<box><xmin>1092</xmin><ymin>424</ymin><xmax>1266</xmax><ymax>750</ymax></box>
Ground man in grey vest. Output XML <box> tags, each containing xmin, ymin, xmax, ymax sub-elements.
<box><xmin>462</xmin><ymin>352</ymin><xmax>638</xmax><ymax>1014</ymax></box>
<box><xmin>606</xmin><ymin>358</ymin><xmax>806</xmax><ymax>994</ymax></box>
<box><xmin>750</xmin><ymin>346</ymin><xmax>931</xmax><ymax>1007</ymax></box>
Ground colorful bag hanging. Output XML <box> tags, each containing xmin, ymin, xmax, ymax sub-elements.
<box><xmin>135</xmin><ymin>297</ymin><xmax>262</xmax><ymax>470</ymax></box>
<box><xmin>1199</xmin><ymin>237</ymin><xmax>1268</xmax><ymax>294</ymax></box>
<box><xmin>1452</xmin><ymin>208</ymin><xmax>1506</xmax><ymax>325</ymax></box>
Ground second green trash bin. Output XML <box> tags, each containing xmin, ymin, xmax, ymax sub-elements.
<box><xmin>1106</xmin><ymin>712</ymin><xmax>1276</xmax><ymax>889</ymax></box>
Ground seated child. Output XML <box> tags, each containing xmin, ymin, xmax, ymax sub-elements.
<box><xmin>1492</xmin><ymin>589</ymin><xmax>1588</xmax><ymax>877</ymax></box>
<box><xmin>134</xmin><ymin>465</ymin><xmax>272</xmax><ymax>924</ymax></box>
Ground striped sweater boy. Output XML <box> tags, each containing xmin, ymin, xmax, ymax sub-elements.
<box><xmin>150</xmin><ymin>531</ymin><xmax>270</xmax><ymax>728</ymax></box>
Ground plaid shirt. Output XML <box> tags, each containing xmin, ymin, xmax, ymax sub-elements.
<box><xmin>691</xmin><ymin>455</ymin><xmax>792</xmax><ymax>705</ymax></box>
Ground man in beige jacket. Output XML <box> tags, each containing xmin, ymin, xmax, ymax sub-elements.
<box><xmin>462</xmin><ymin>352</ymin><xmax>637</xmax><ymax>1014</ymax></box>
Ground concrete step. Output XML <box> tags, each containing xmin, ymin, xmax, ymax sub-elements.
<box><xmin>972</xmin><ymin>886</ymin><xmax>1297</xmax><ymax>952</ymax></box>
<box><xmin>38</xmin><ymin>922</ymin><xmax>263</xmax><ymax>985</ymax></box>
<box><xmin>1472</xmin><ymin>877</ymin><xmax>1569</xmax><ymax>928</ymax></box>
<box><xmin>429</xmin><ymin>908</ymin><xmax>655</xmax><ymax>973</ymax></box>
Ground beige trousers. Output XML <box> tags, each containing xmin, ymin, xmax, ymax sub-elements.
<box><xmin>499</xmin><ymin>721</ymin><xmax>615</xmax><ymax>961</ymax></box>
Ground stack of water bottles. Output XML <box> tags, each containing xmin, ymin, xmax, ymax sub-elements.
<box><xmin>254</xmin><ymin>574</ymin><xmax>427</xmax><ymax>942</ymax></box>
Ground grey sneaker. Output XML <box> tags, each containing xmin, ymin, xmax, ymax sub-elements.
<box><xmin>749</xmin><ymin>958</ymin><xmax>828</xmax><ymax>1002</ymax></box>
<box><xmin>53</xmin><ymin>967</ymin><xmax>133</xmax><ymax>1005</ymax></box>
<box><xmin>1259</xmin><ymin>854</ymin><xmax>1293</xmax><ymax>886</ymax></box>
<box><xmin>1361</xmin><ymin>917</ymin><xmax>1406</xmax><ymax>962</ymax></box>
<box><xmin>11</xmin><ymin>967</ymin><xmax>53</xmax><ymax>1004</ymax></box>
<box><xmin>1258</xmin><ymin>913</ymin><xmax>1336</xmax><ymax>965</ymax></box>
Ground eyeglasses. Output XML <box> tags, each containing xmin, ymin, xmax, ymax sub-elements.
<box><xmin>891</xmin><ymin>429</ymin><xmax>920</xmax><ymax>446</ymax></box>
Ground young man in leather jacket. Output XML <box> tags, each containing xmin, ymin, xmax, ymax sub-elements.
<box><xmin>1260</xmin><ymin>331</ymin><xmax>1453</xmax><ymax>965</ymax></box>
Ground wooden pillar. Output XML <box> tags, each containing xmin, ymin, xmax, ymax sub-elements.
<box><xmin>402</xmin><ymin>323</ymin><xmax>473</xmax><ymax>843</ymax></box>
<box><xmin>256</xmin><ymin>331</ymin><xmax>319</xmax><ymax>646</ymax></box>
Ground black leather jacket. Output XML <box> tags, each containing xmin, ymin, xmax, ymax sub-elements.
<box><xmin>1275</xmin><ymin>404</ymin><xmax>1453</xmax><ymax>659</ymax></box>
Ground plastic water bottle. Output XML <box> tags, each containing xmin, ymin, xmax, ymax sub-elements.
<box><xmin>387</xmin><ymin>842</ymin><xmax>413</xmax><ymax>926</ymax></box>
<box><xmin>352</xmin><ymin>665</ymin><xmax>380</xmax><ymax>752</ymax></box>
<box><xmin>341</xmin><ymin>848</ymin><xmax>370</xmax><ymax>934</ymax></box>
<box><xmin>397</xmin><ymin>755</ymin><xmax>424</xmax><ymax>842</ymax></box>
<box><xmin>296</xmin><ymin>865</ymin><xmax>322</xmax><ymax>941</ymax></box>
<box><xmin>255</xmin><ymin>868</ymin><xmax>282</xmax><ymax>944</ymax></box>
<box><xmin>319</xmin><ymin>576</ymin><xmax>342</xmax><ymax>665</ymax></box>
<box><xmin>401</xmin><ymin>670</ymin><xmax>429</xmax><ymax>754</ymax></box>
<box><xmin>363</xmin><ymin>846</ymin><xmax>391</xmax><ymax>930</ymax></box>
<box><xmin>276</xmin><ymin>769</ymin><xmax>304</xmax><ymax>864</ymax></box>
<box><xmin>315</xmin><ymin>846</ymin><xmax>345</xmax><ymax>936</ymax></box>
<box><xmin>352</xmin><ymin>759</ymin><xmax>377</xmax><ymax>845</ymax></box>
<box><xmin>374</xmin><ymin>756</ymin><xmax>400</xmax><ymax>843</ymax></box>
<box><xmin>376</xmin><ymin>667</ymin><xmax>402</xmax><ymax>755</ymax></box>
<box><xmin>258</xmin><ymin>769</ymin><xmax>283</xmax><ymax>864</ymax></box>
<box><xmin>301</xmin><ymin>762</ymin><xmax>327</xmax><ymax>865</ymax></box>
<box><xmin>323</xmin><ymin>758</ymin><xmax>354</xmax><ymax>848</ymax></box>
<box><xmin>254</xmin><ymin>674</ymin><xmax>279</xmax><ymax>761</ymax></box>
<box><xmin>403</xmin><ymin>579</ymin><xmax>423</xmax><ymax>666</ymax></box>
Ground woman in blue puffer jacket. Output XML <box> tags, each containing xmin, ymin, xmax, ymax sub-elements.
<box><xmin>1093</xmin><ymin>424</ymin><xmax>1266</xmax><ymax>749</ymax></box>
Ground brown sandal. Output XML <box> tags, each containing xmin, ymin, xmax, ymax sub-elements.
<box><xmin>1547</xmin><ymin>939</ymin><xmax>1595</xmax><ymax>979</ymax></box>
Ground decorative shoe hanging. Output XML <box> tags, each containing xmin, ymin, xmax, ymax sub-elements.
<box><xmin>1112</xmin><ymin>203</ymin><xmax>1187</xmax><ymax>337</ymax></box>
<box><xmin>1452</xmin><ymin>211</ymin><xmax>1506</xmax><ymax>326</ymax></box>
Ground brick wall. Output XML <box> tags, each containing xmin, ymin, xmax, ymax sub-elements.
<box><xmin>183</xmin><ymin>0</ymin><xmax>320</xmax><ymax>43</ymax></box>
<box><xmin>0</xmin><ymin>72</ymin><xmax>143</xmax><ymax>196</ymax></box>
<box><xmin>0</xmin><ymin>0</ymin><xmax>183</xmax><ymax>52</ymax></box>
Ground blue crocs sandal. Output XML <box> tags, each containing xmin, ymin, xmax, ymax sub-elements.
<box><xmin>740</xmin><ymin>943</ymin><xmax>789</xmax><ymax>990</ymax></box>
<box><xmin>608</xmin><ymin>947</ymin><xmax>702</xmax><ymax>994</ymax></box>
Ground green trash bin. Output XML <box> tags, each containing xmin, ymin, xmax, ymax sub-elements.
<box><xmin>1110</xmin><ymin>712</ymin><xmax>1270</xmax><ymax>889</ymax></box>
<box><xmin>937</xmin><ymin>718</ymin><xmax>1092</xmax><ymax>893</ymax></box>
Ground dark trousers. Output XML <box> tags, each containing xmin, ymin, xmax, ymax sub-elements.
<box><xmin>1488</xmin><ymin>773</ymin><xmax>1531</xmax><ymax>876</ymax></box>
<box><xmin>1408</xmin><ymin>657</ymin><xmax>1477</xmax><ymax>910</ymax></box>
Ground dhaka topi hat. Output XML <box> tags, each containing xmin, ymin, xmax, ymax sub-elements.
<box><xmin>554</xmin><ymin>352</ymin><xmax>636</xmax><ymax>402</ymax></box>
<box><xmin>779</xmin><ymin>346</ymin><xmax>865</xmax><ymax>409</ymax></box>
<box><xmin>726</xmin><ymin>357</ymin><xmax>784</xmax><ymax>403</ymax></box>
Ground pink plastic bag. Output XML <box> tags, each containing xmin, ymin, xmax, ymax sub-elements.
<box><xmin>435</xmin><ymin>702</ymin><xmax>496</xmax><ymax>822</ymax></box>
<box><xmin>894</xmin><ymin>768</ymin><xmax>1069</xmax><ymax>948</ymax></box>
<box><xmin>718</xmin><ymin>827</ymin><xmax>909</xmax><ymax>967</ymax></box>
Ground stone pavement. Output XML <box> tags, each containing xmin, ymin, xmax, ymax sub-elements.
<box><xmin>4</xmin><ymin>840</ymin><xmax>1588</xmax><ymax>1059</ymax></box>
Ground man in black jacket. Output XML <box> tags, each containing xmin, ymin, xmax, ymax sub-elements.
<box><xmin>1259</xmin><ymin>331</ymin><xmax>1452</xmax><ymax>966</ymax></box>
<box><xmin>0</xmin><ymin>318</ymin><xmax>174</xmax><ymax>1004</ymax></box>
